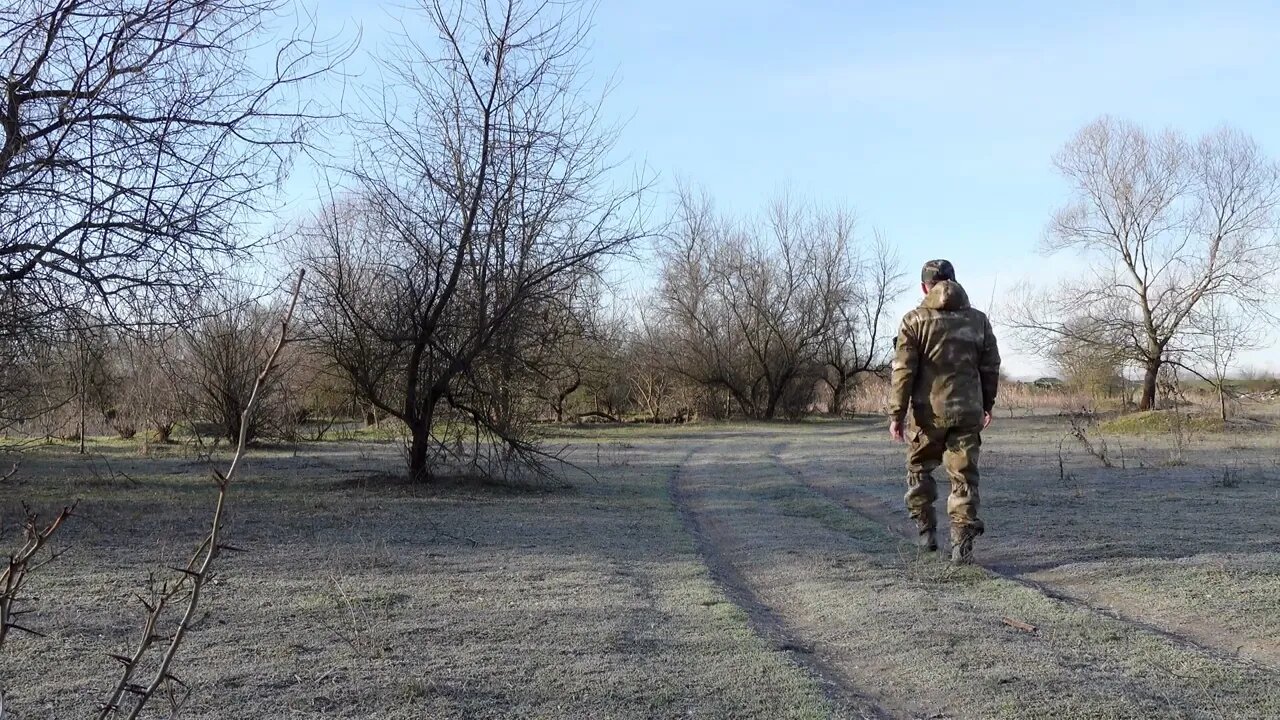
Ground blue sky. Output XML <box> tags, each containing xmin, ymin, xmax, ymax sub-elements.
<box><xmin>300</xmin><ymin>0</ymin><xmax>1280</xmax><ymax>377</ymax></box>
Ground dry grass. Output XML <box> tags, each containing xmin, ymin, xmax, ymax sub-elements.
<box><xmin>0</xmin><ymin>440</ymin><xmax>828</xmax><ymax>718</ymax></box>
<box><xmin>0</xmin><ymin>413</ymin><xmax>1277</xmax><ymax>718</ymax></box>
<box><xmin>1098</xmin><ymin>410</ymin><xmax>1226</xmax><ymax>435</ymax></box>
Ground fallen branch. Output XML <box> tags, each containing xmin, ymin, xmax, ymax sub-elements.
<box><xmin>97</xmin><ymin>271</ymin><xmax>304</xmax><ymax>719</ymax></box>
<box><xmin>1001</xmin><ymin>616</ymin><xmax>1038</xmax><ymax>633</ymax></box>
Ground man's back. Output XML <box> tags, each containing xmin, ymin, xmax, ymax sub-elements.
<box><xmin>890</xmin><ymin>279</ymin><xmax>1000</xmax><ymax>429</ymax></box>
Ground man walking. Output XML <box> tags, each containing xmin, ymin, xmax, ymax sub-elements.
<box><xmin>889</xmin><ymin>260</ymin><xmax>1001</xmax><ymax>564</ymax></box>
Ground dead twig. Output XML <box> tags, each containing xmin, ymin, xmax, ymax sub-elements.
<box><xmin>426</xmin><ymin>517</ymin><xmax>479</xmax><ymax>548</ymax></box>
<box><xmin>0</xmin><ymin>500</ymin><xmax>77</xmax><ymax>652</ymax></box>
<box><xmin>1066</xmin><ymin>410</ymin><xmax>1112</xmax><ymax>468</ymax></box>
<box><xmin>87</xmin><ymin>454</ymin><xmax>139</xmax><ymax>487</ymax></box>
<box><xmin>97</xmin><ymin>271</ymin><xmax>304</xmax><ymax>720</ymax></box>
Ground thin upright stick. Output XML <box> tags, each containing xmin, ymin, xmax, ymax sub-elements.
<box><xmin>98</xmin><ymin>271</ymin><xmax>305</xmax><ymax>719</ymax></box>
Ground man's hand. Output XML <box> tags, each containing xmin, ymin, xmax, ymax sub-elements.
<box><xmin>890</xmin><ymin>419</ymin><xmax>905</xmax><ymax>443</ymax></box>
<box><xmin>982</xmin><ymin>411</ymin><xmax>993</xmax><ymax>430</ymax></box>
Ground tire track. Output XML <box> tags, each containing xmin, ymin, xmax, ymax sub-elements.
<box><xmin>667</xmin><ymin>444</ymin><xmax>894</xmax><ymax>720</ymax></box>
<box><xmin>768</xmin><ymin>440</ymin><xmax>1279</xmax><ymax>674</ymax></box>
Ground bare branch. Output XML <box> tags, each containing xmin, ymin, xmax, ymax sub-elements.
<box><xmin>97</xmin><ymin>270</ymin><xmax>303</xmax><ymax>719</ymax></box>
<box><xmin>0</xmin><ymin>499</ymin><xmax>76</xmax><ymax>653</ymax></box>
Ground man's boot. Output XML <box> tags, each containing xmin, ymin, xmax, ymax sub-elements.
<box><xmin>918</xmin><ymin>524</ymin><xmax>938</xmax><ymax>552</ymax></box>
<box><xmin>906</xmin><ymin>472</ymin><xmax>938</xmax><ymax>552</ymax></box>
<box><xmin>915</xmin><ymin>506</ymin><xmax>937</xmax><ymax>552</ymax></box>
<box><xmin>950</xmin><ymin>524</ymin><xmax>978</xmax><ymax>564</ymax></box>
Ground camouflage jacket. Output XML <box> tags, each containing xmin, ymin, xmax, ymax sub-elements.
<box><xmin>889</xmin><ymin>280</ymin><xmax>1001</xmax><ymax>428</ymax></box>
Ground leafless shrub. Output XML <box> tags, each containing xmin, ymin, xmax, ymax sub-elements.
<box><xmin>846</xmin><ymin>373</ymin><xmax>893</xmax><ymax>416</ymax></box>
<box><xmin>118</xmin><ymin>333</ymin><xmax>185</xmax><ymax>446</ymax></box>
<box><xmin>1047</xmin><ymin>318</ymin><xmax>1134</xmax><ymax>407</ymax></box>
<box><xmin>623</xmin><ymin>312</ymin><xmax>701</xmax><ymax>423</ymax></box>
<box><xmin>1055</xmin><ymin>440</ymin><xmax>1085</xmax><ymax>499</ymax></box>
<box><xmin>181</xmin><ymin>291</ymin><xmax>293</xmax><ymax>444</ymax></box>
<box><xmin>317</xmin><ymin>575</ymin><xmax>395</xmax><ymax>660</ymax></box>
<box><xmin>1065</xmin><ymin>410</ymin><xmax>1112</xmax><ymax>468</ymax></box>
<box><xmin>1158</xmin><ymin>366</ymin><xmax>1196</xmax><ymax>466</ymax></box>
<box><xmin>997</xmin><ymin>380</ymin><xmax>1030</xmax><ymax>418</ymax></box>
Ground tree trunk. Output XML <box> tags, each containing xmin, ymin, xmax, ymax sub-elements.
<box><xmin>830</xmin><ymin>375</ymin><xmax>850</xmax><ymax>415</ymax></box>
<box><xmin>408</xmin><ymin>422</ymin><xmax>432</xmax><ymax>482</ymax></box>
<box><xmin>78</xmin><ymin>383</ymin><xmax>87</xmax><ymax>455</ymax></box>
<box><xmin>225</xmin><ymin>405</ymin><xmax>244</xmax><ymax>444</ymax></box>
<box><xmin>1138</xmin><ymin>360</ymin><xmax>1160</xmax><ymax>411</ymax></box>
<box><xmin>1219</xmin><ymin>384</ymin><xmax>1228</xmax><ymax>421</ymax></box>
<box><xmin>554</xmin><ymin>375</ymin><xmax>580</xmax><ymax>423</ymax></box>
<box><xmin>763</xmin><ymin>382</ymin><xmax>782</xmax><ymax>420</ymax></box>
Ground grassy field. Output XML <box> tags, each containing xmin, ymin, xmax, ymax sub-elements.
<box><xmin>0</xmin><ymin>412</ymin><xmax>1277</xmax><ymax>718</ymax></box>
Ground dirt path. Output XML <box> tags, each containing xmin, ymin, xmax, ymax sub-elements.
<box><xmin>665</xmin><ymin>431</ymin><xmax>1280</xmax><ymax>719</ymax></box>
<box><xmin>668</xmin><ymin>445</ymin><xmax>893</xmax><ymax>720</ymax></box>
<box><xmin>767</xmin><ymin>439</ymin><xmax>1280</xmax><ymax>672</ymax></box>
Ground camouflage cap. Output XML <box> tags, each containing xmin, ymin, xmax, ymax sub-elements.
<box><xmin>921</xmin><ymin>259</ymin><xmax>955</xmax><ymax>284</ymax></box>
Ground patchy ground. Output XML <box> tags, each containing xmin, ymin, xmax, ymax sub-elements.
<box><xmin>1</xmin><ymin>414</ymin><xmax>1278</xmax><ymax>718</ymax></box>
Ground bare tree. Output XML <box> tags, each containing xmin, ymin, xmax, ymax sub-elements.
<box><xmin>1009</xmin><ymin>117</ymin><xmax>1280</xmax><ymax>410</ymax></box>
<box><xmin>624</xmin><ymin>311</ymin><xmax>687</xmax><ymax>423</ymax></box>
<box><xmin>17</xmin><ymin>335</ymin><xmax>79</xmax><ymax>441</ymax></box>
<box><xmin>0</xmin><ymin>0</ymin><xmax>336</xmax><ymax>333</ymax></box>
<box><xmin>577</xmin><ymin>308</ymin><xmax>634</xmax><ymax>421</ymax></box>
<box><xmin>0</xmin><ymin>294</ymin><xmax>75</xmax><ymax>438</ymax></box>
<box><xmin>822</xmin><ymin>230</ymin><xmax>904</xmax><ymax>413</ymax></box>
<box><xmin>182</xmin><ymin>291</ymin><xmax>290</xmax><ymax>443</ymax></box>
<box><xmin>117</xmin><ymin>331</ymin><xmax>184</xmax><ymax>444</ymax></box>
<box><xmin>0</xmin><ymin>313</ymin><xmax>118</xmax><ymax>444</ymax></box>
<box><xmin>529</xmin><ymin>296</ymin><xmax>636</xmax><ymax>423</ymax></box>
<box><xmin>530</xmin><ymin>304</ymin><xmax>591</xmax><ymax>423</ymax></box>
<box><xmin>0</xmin><ymin>296</ymin><xmax>41</xmax><ymax>432</ymax></box>
<box><xmin>67</xmin><ymin>321</ymin><xmax>116</xmax><ymax>449</ymax></box>
<box><xmin>302</xmin><ymin>0</ymin><xmax>647</xmax><ymax>481</ymax></box>
<box><xmin>1185</xmin><ymin>295</ymin><xmax>1260</xmax><ymax>420</ymax></box>
<box><xmin>657</xmin><ymin>189</ymin><xmax>855</xmax><ymax>419</ymax></box>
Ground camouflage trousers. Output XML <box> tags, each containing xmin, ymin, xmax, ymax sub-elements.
<box><xmin>905</xmin><ymin>424</ymin><xmax>984</xmax><ymax>536</ymax></box>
